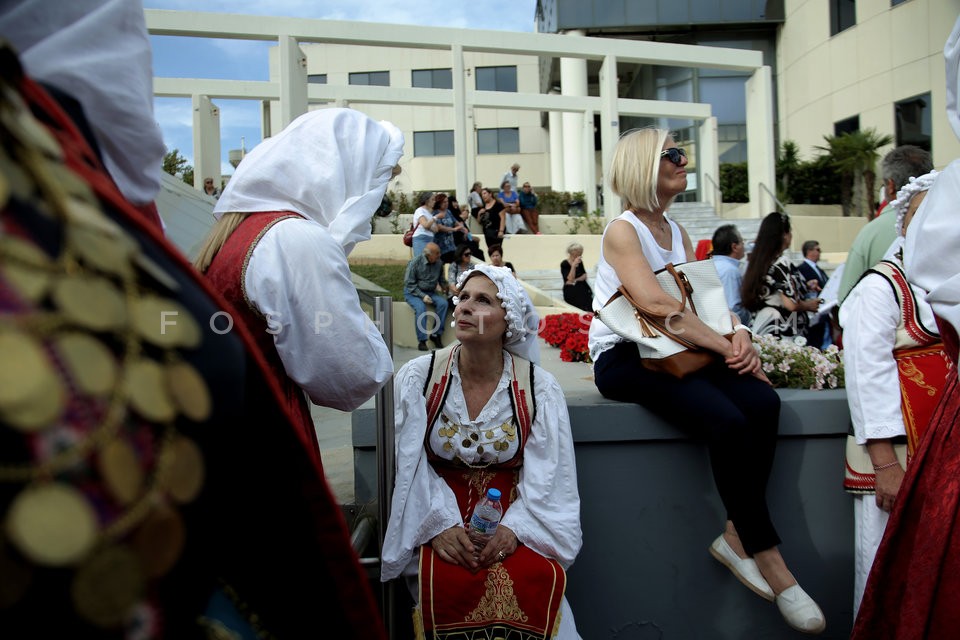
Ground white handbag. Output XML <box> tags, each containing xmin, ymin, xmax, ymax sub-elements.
<box><xmin>594</xmin><ymin>261</ymin><xmax>734</xmax><ymax>377</ymax></box>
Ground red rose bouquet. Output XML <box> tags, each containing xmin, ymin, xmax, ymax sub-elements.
<box><xmin>539</xmin><ymin>312</ymin><xmax>593</xmax><ymax>363</ymax></box>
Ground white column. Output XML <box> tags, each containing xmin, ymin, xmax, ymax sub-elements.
<box><xmin>548</xmin><ymin>90</ymin><xmax>564</xmax><ymax>192</ymax></box>
<box><xmin>746</xmin><ymin>65</ymin><xmax>775</xmax><ymax>217</ymax></box>
<box><xmin>278</xmin><ymin>35</ymin><xmax>308</xmax><ymax>129</ymax></box>
<box><xmin>561</xmin><ymin>30</ymin><xmax>587</xmax><ymax>194</ymax></box>
<box><xmin>192</xmin><ymin>95</ymin><xmax>221</xmax><ymax>189</ymax></box>
<box><xmin>452</xmin><ymin>44</ymin><xmax>470</xmax><ymax>205</ymax></box>
<box><xmin>583</xmin><ymin>109</ymin><xmax>596</xmax><ymax>213</ymax></box>
<box><xmin>698</xmin><ymin>116</ymin><xmax>720</xmax><ymax>211</ymax></box>
<box><xmin>598</xmin><ymin>54</ymin><xmax>620</xmax><ymax>220</ymax></box>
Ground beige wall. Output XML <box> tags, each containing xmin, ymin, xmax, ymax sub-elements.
<box><xmin>778</xmin><ymin>0</ymin><xmax>960</xmax><ymax>168</ymax></box>
<box><xmin>353</xmin><ymin>229</ymin><xmax>603</xmax><ymax>273</ymax></box>
<box><xmin>787</xmin><ymin>215</ymin><xmax>866</xmax><ymax>254</ymax></box>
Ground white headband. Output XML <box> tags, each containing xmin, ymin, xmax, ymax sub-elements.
<box><xmin>891</xmin><ymin>170</ymin><xmax>939</xmax><ymax>236</ymax></box>
<box><xmin>455</xmin><ymin>264</ymin><xmax>540</xmax><ymax>363</ymax></box>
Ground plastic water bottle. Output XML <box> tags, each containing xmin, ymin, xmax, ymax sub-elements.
<box><xmin>469</xmin><ymin>488</ymin><xmax>503</xmax><ymax>541</ymax></box>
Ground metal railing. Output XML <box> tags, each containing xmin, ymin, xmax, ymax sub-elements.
<box><xmin>702</xmin><ymin>172</ymin><xmax>723</xmax><ymax>212</ymax></box>
<box><xmin>759</xmin><ymin>182</ymin><xmax>788</xmax><ymax>214</ymax></box>
<box><xmin>364</xmin><ymin>296</ymin><xmax>396</xmax><ymax>638</ymax></box>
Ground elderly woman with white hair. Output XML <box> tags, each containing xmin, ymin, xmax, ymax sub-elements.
<box><xmin>839</xmin><ymin>169</ymin><xmax>948</xmax><ymax>617</ymax></box>
<box><xmin>561</xmin><ymin>241</ymin><xmax>594</xmax><ymax>312</ymax></box>
<box><xmin>382</xmin><ymin>264</ymin><xmax>583</xmax><ymax>639</ymax></box>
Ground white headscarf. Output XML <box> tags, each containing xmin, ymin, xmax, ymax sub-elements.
<box><xmin>0</xmin><ymin>0</ymin><xmax>166</xmax><ymax>207</ymax></box>
<box><xmin>457</xmin><ymin>264</ymin><xmax>541</xmax><ymax>364</ymax></box>
<box><xmin>214</xmin><ymin>108</ymin><xmax>404</xmax><ymax>256</ymax></box>
<box><xmin>946</xmin><ymin>13</ymin><xmax>960</xmax><ymax>141</ymax></box>
<box><xmin>903</xmin><ymin>14</ymin><xmax>960</xmax><ymax>339</ymax></box>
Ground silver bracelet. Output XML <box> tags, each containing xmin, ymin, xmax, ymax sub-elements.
<box><xmin>733</xmin><ymin>323</ymin><xmax>752</xmax><ymax>335</ymax></box>
<box><xmin>873</xmin><ymin>460</ymin><xmax>901</xmax><ymax>471</ymax></box>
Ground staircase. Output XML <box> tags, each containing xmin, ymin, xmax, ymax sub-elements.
<box><xmin>519</xmin><ymin>268</ymin><xmax>591</xmax><ymax>306</ymax></box>
<box><xmin>517</xmin><ymin>202</ymin><xmax>768</xmax><ymax>306</ymax></box>
<box><xmin>664</xmin><ymin>201</ymin><xmax>762</xmax><ymax>245</ymax></box>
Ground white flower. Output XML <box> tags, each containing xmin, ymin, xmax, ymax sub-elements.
<box><xmin>792</xmin><ymin>335</ymin><xmax>807</xmax><ymax>347</ymax></box>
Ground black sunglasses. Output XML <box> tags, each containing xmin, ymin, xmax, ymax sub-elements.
<box><xmin>660</xmin><ymin>147</ymin><xmax>687</xmax><ymax>165</ymax></box>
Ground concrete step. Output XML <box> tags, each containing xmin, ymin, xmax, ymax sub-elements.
<box><xmin>519</xmin><ymin>267</ymin><xmax>596</xmax><ymax>306</ymax></box>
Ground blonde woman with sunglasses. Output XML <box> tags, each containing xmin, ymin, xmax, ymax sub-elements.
<box><xmin>587</xmin><ymin>127</ymin><xmax>825</xmax><ymax>635</ymax></box>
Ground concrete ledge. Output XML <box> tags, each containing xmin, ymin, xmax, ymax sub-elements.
<box><xmin>353</xmin><ymin>387</ymin><xmax>854</xmax><ymax>638</ymax></box>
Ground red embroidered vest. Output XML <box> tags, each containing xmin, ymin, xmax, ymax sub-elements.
<box><xmin>204</xmin><ymin>211</ymin><xmax>321</xmax><ymax>461</ymax></box>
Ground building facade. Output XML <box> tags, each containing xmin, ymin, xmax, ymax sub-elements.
<box><xmin>537</xmin><ymin>0</ymin><xmax>960</xmax><ymax>169</ymax></box>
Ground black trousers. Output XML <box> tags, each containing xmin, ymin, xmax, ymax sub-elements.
<box><xmin>593</xmin><ymin>341</ymin><xmax>782</xmax><ymax>555</ymax></box>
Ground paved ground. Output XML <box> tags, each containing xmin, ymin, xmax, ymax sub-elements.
<box><xmin>312</xmin><ymin>337</ymin><xmax>597</xmax><ymax>503</ymax></box>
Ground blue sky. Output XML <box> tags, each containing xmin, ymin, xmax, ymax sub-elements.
<box><xmin>143</xmin><ymin>1</ymin><xmax>537</xmax><ymax>176</ymax></box>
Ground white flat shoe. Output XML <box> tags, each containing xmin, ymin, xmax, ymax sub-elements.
<box><xmin>708</xmin><ymin>535</ymin><xmax>775</xmax><ymax>601</ymax></box>
<box><xmin>776</xmin><ymin>584</ymin><xmax>826</xmax><ymax>634</ymax></box>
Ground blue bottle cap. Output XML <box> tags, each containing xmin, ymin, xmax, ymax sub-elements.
<box><xmin>486</xmin><ymin>488</ymin><xmax>501</xmax><ymax>500</ymax></box>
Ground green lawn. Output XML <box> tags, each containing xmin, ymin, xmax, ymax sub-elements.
<box><xmin>351</xmin><ymin>263</ymin><xmax>407</xmax><ymax>301</ymax></box>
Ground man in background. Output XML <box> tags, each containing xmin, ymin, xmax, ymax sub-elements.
<box><xmin>404</xmin><ymin>242</ymin><xmax>449</xmax><ymax>351</ymax></box>
<box><xmin>501</xmin><ymin>162</ymin><xmax>520</xmax><ymax>191</ymax></box>
<box><xmin>837</xmin><ymin>145</ymin><xmax>933</xmax><ymax>303</ymax></box>
<box><xmin>799</xmin><ymin>240</ymin><xmax>831</xmax><ymax>349</ymax></box>
<box><xmin>711</xmin><ymin>224</ymin><xmax>751</xmax><ymax>325</ymax></box>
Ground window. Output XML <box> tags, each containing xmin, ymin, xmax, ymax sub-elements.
<box><xmin>896</xmin><ymin>92</ymin><xmax>932</xmax><ymax>152</ymax></box>
<box><xmin>412</xmin><ymin>68</ymin><xmax>452</xmax><ymax>89</ymax></box>
<box><xmin>349</xmin><ymin>71</ymin><xmax>390</xmax><ymax>86</ymax></box>
<box><xmin>308</xmin><ymin>74</ymin><xmax>327</xmax><ymax>84</ymax></box>
<box><xmin>476</xmin><ymin>128</ymin><xmax>519</xmax><ymax>154</ymax></box>
<box><xmin>830</xmin><ymin>0</ymin><xmax>856</xmax><ymax>35</ymax></box>
<box><xmin>475</xmin><ymin>66</ymin><xmax>517</xmax><ymax>92</ymax></box>
<box><xmin>413</xmin><ymin>130</ymin><xmax>454</xmax><ymax>157</ymax></box>
<box><xmin>834</xmin><ymin>115</ymin><xmax>860</xmax><ymax>136</ymax></box>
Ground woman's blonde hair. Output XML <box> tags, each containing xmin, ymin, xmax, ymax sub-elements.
<box><xmin>192</xmin><ymin>212</ymin><xmax>248</xmax><ymax>273</ymax></box>
<box><xmin>566</xmin><ymin>242</ymin><xmax>583</xmax><ymax>255</ymax></box>
<box><xmin>610</xmin><ymin>127</ymin><xmax>671</xmax><ymax>213</ymax></box>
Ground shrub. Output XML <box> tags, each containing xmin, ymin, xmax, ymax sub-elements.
<box><xmin>719</xmin><ymin>162</ymin><xmax>749</xmax><ymax>203</ymax></box>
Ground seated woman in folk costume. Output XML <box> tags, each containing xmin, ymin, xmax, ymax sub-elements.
<box><xmin>382</xmin><ymin>264</ymin><xmax>582</xmax><ymax>639</ymax></box>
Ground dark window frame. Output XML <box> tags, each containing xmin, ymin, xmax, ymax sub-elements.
<box><xmin>830</xmin><ymin>0</ymin><xmax>856</xmax><ymax>36</ymax></box>
<box><xmin>348</xmin><ymin>70</ymin><xmax>390</xmax><ymax>86</ymax></box>
<box><xmin>412</xmin><ymin>68</ymin><xmax>453</xmax><ymax>89</ymax></box>
<box><xmin>476</xmin><ymin>127</ymin><xmax>520</xmax><ymax>155</ymax></box>
<box><xmin>834</xmin><ymin>115</ymin><xmax>860</xmax><ymax>137</ymax></box>
<box><xmin>413</xmin><ymin>130</ymin><xmax>455</xmax><ymax>157</ymax></box>
<box><xmin>475</xmin><ymin>66</ymin><xmax>518</xmax><ymax>93</ymax></box>
<box><xmin>895</xmin><ymin>92</ymin><xmax>932</xmax><ymax>153</ymax></box>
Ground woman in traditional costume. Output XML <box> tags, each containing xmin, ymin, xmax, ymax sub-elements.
<box><xmin>852</xmin><ymin>17</ymin><xmax>960</xmax><ymax>635</ymax></box>
<box><xmin>840</xmin><ymin>170</ymin><xmax>947</xmax><ymax>617</ymax></box>
<box><xmin>382</xmin><ymin>264</ymin><xmax>583</xmax><ymax>639</ymax></box>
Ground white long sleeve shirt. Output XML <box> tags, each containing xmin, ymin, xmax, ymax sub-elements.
<box><xmin>244</xmin><ymin>217</ymin><xmax>393</xmax><ymax>411</ymax></box>
<box><xmin>839</xmin><ymin>257</ymin><xmax>937</xmax><ymax>444</ymax></box>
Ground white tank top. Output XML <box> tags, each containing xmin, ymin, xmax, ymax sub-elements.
<box><xmin>588</xmin><ymin>210</ymin><xmax>687</xmax><ymax>361</ymax></box>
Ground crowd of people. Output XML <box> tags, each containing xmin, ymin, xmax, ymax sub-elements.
<box><xmin>6</xmin><ymin>1</ymin><xmax>960</xmax><ymax>637</ymax></box>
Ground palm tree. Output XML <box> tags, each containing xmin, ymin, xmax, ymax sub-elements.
<box><xmin>776</xmin><ymin>140</ymin><xmax>801</xmax><ymax>203</ymax></box>
<box><xmin>816</xmin><ymin>128</ymin><xmax>894</xmax><ymax>217</ymax></box>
